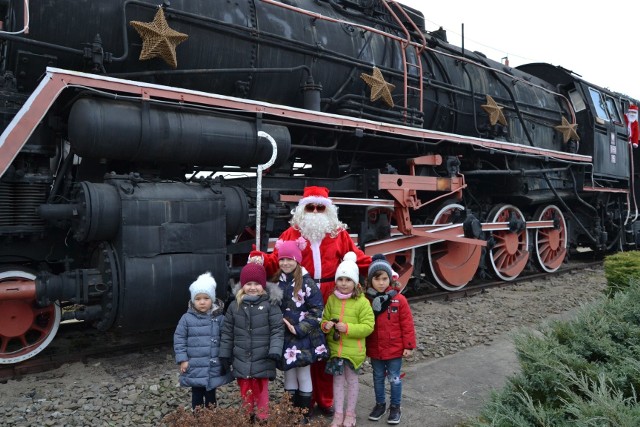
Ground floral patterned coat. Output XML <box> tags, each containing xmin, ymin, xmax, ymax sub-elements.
<box><xmin>276</xmin><ymin>270</ymin><xmax>328</xmax><ymax>370</ymax></box>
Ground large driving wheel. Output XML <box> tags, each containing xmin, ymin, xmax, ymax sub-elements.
<box><xmin>367</xmin><ymin>207</ymin><xmax>415</xmax><ymax>292</ymax></box>
<box><xmin>486</xmin><ymin>204</ymin><xmax>529</xmax><ymax>281</ymax></box>
<box><xmin>427</xmin><ymin>202</ymin><xmax>481</xmax><ymax>291</ymax></box>
<box><xmin>0</xmin><ymin>270</ymin><xmax>61</xmax><ymax>364</ymax></box>
<box><xmin>533</xmin><ymin>205</ymin><xmax>567</xmax><ymax>272</ymax></box>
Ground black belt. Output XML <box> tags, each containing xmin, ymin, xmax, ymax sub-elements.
<box><xmin>314</xmin><ymin>277</ymin><xmax>334</xmax><ymax>284</ymax></box>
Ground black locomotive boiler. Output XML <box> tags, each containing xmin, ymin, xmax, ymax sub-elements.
<box><xmin>0</xmin><ymin>0</ymin><xmax>638</xmax><ymax>364</ymax></box>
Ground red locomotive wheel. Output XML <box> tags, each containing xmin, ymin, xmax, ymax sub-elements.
<box><xmin>486</xmin><ymin>204</ymin><xmax>529</xmax><ymax>281</ymax></box>
<box><xmin>367</xmin><ymin>207</ymin><xmax>415</xmax><ymax>293</ymax></box>
<box><xmin>427</xmin><ymin>202</ymin><xmax>481</xmax><ymax>291</ymax></box>
<box><xmin>382</xmin><ymin>249</ymin><xmax>415</xmax><ymax>293</ymax></box>
<box><xmin>534</xmin><ymin>205</ymin><xmax>567</xmax><ymax>273</ymax></box>
<box><xmin>0</xmin><ymin>270</ymin><xmax>61</xmax><ymax>364</ymax></box>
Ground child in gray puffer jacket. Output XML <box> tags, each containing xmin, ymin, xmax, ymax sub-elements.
<box><xmin>174</xmin><ymin>272</ymin><xmax>233</xmax><ymax>409</ymax></box>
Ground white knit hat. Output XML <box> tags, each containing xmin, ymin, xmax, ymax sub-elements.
<box><xmin>335</xmin><ymin>251</ymin><xmax>360</xmax><ymax>284</ymax></box>
<box><xmin>189</xmin><ymin>272</ymin><xmax>217</xmax><ymax>303</ymax></box>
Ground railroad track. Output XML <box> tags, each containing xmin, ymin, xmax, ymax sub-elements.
<box><xmin>0</xmin><ymin>326</ymin><xmax>174</xmax><ymax>383</ymax></box>
<box><xmin>1</xmin><ymin>258</ymin><xmax>604</xmax><ymax>382</ymax></box>
<box><xmin>406</xmin><ymin>258</ymin><xmax>604</xmax><ymax>304</ymax></box>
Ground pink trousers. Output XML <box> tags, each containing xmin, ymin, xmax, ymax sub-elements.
<box><xmin>238</xmin><ymin>378</ymin><xmax>269</xmax><ymax>420</ymax></box>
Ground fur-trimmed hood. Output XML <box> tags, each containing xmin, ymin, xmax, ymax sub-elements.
<box><xmin>231</xmin><ymin>281</ymin><xmax>283</xmax><ymax>307</ymax></box>
<box><xmin>187</xmin><ymin>297</ymin><xmax>225</xmax><ymax>317</ymax></box>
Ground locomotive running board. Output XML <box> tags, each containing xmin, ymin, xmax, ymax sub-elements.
<box><xmin>363</xmin><ymin>220</ymin><xmax>556</xmax><ymax>255</ymax></box>
<box><xmin>281</xmin><ymin>192</ymin><xmax>556</xmax><ymax>253</ymax></box>
<box><xmin>0</xmin><ymin>67</ymin><xmax>592</xmax><ymax>178</ymax></box>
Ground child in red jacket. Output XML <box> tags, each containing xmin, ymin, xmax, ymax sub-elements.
<box><xmin>365</xmin><ymin>254</ymin><xmax>416</xmax><ymax>425</ymax></box>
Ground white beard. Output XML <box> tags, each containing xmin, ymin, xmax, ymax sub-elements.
<box><xmin>297</xmin><ymin>213</ymin><xmax>335</xmax><ymax>243</ymax></box>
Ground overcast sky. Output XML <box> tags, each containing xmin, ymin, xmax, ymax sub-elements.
<box><xmin>398</xmin><ymin>1</ymin><xmax>640</xmax><ymax>101</ymax></box>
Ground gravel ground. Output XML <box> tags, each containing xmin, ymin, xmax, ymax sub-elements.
<box><xmin>0</xmin><ymin>267</ymin><xmax>607</xmax><ymax>426</ymax></box>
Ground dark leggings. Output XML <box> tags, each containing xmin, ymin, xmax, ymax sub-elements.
<box><xmin>191</xmin><ymin>387</ymin><xmax>217</xmax><ymax>409</ymax></box>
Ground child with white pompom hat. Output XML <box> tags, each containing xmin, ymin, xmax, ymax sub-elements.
<box><xmin>320</xmin><ymin>251</ymin><xmax>375</xmax><ymax>427</ymax></box>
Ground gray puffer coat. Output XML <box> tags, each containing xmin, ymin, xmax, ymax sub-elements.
<box><xmin>174</xmin><ymin>299</ymin><xmax>233</xmax><ymax>390</ymax></box>
<box><xmin>219</xmin><ymin>284</ymin><xmax>284</xmax><ymax>380</ymax></box>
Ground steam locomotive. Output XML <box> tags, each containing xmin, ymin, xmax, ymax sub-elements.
<box><xmin>1</xmin><ymin>0</ymin><xmax>638</xmax><ymax>364</ymax></box>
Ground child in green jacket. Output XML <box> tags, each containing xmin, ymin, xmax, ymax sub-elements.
<box><xmin>321</xmin><ymin>251</ymin><xmax>374</xmax><ymax>427</ymax></box>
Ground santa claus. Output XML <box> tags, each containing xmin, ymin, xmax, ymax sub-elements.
<box><xmin>624</xmin><ymin>104</ymin><xmax>639</xmax><ymax>148</ymax></box>
<box><xmin>253</xmin><ymin>185</ymin><xmax>372</xmax><ymax>416</ymax></box>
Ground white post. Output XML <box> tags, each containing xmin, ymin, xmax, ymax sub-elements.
<box><xmin>255</xmin><ymin>131</ymin><xmax>278</xmax><ymax>251</ymax></box>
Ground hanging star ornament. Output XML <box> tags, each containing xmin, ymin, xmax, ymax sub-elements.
<box><xmin>554</xmin><ymin>116</ymin><xmax>580</xmax><ymax>143</ymax></box>
<box><xmin>480</xmin><ymin>95</ymin><xmax>508</xmax><ymax>126</ymax></box>
<box><xmin>130</xmin><ymin>7</ymin><xmax>188</xmax><ymax>69</ymax></box>
<box><xmin>361</xmin><ymin>66</ymin><xmax>396</xmax><ymax>108</ymax></box>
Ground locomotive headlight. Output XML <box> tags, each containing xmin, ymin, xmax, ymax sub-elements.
<box><xmin>436</xmin><ymin>178</ymin><xmax>452</xmax><ymax>191</ymax></box>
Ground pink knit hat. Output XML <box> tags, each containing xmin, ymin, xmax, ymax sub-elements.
<box><xmin>275</xmin><ymin>238</ymin><xmax>307</xmax><ymax>263</ymax></box>
<box><xmin>240</xmin><ymin>263</ymin><xmax>267</xmax><ymax>287</ymax></box>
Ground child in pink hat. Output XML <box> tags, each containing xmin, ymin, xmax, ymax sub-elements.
<box><xmin>272</xmin><ymin>238</ymin><xmax>328</xmax><ymax>422</ymax></box>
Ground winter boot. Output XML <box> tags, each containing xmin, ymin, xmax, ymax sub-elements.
<box><xmin>343</xmin><ymin>412</ymin><xmax>357</xmax><ymax>427</ymax></box>
<box><xmin>368</xmin><ymin>402</ymin><xmax>386</xmax><ymax>421</ymax></box>
<box><xmin>330</xmin><ymin>412</ymin><xmax>344</xmax><ymax>427</ymax></box>
<box><xmin>285</xmin><ymin>389</ymin><xmax>297</xmax><ymax>411</ymax></box>
<box><xmin>387</xmin><ymin>404</ymin><xmax>401</xmax><ymax>424</ymax></box>
<box><xmin>295</xmin><ymin>391</ymin><xmax>313</xmax><ymax>424</ymax></box>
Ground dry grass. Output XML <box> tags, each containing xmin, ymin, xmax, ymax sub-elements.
<box><xmin>160</xmin><ymin>391</ymin><xmax>325</xmax><ymax>426</ymax></box>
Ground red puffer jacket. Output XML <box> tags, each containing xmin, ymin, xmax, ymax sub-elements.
<box><xmin>366</xmin><ymin>287</ymin><xmax>416</xmax><ymax>360</ymax></box>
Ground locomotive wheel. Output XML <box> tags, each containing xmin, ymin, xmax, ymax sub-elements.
<box><xmin>486</xmin><ymin>204</ymin><xmax>529</xmax><ymax>281</ymax></box>
<box><xmin>367</xmin><ymin>207</ymin><xmax>415</xmax><ymax>293</ymax></box>
<box><xmin>0</xmin><ymin>270</ymin><xmax>61</xmax><ymax>364</ymax></box>
<box><xmin>533</xmin><ymin>205</ymin><xmax>567</xmax><ymax>273</ymax></box>
<box><xmin>427</xmin><ymin>202</ymin><xmax>481</xmax><ymax>291</ymax></box>
<box><xmin>384</xmin><ymin>249</ymin><xmax>415</xmax><ymax>293</ymax></box>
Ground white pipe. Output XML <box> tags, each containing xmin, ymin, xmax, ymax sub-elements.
<box><xmin>255</xmin><ymin>131</ymin><xmax>278</xmax><ymax>251</ymax></box>
<box><xmin>0</xmin><ymin>0</ymin><xmax>29</xmax><ymax>35</ymax></box>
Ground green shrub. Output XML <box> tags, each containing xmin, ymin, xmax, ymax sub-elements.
<box><xmin>469</xmin><ymin>281</ymin><xmax>640</xmax><ymax>426</ymax></box>
<box><xmin>603</xmin><ymin>251</ymin><xmax>640</xmax><ymax>296</ymax></box>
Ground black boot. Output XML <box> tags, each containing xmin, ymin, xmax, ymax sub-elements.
<box><xmin>295</xmin><ymin>391</ymin><xmax>313</xmax><ymax>424</ymax></box>
<box><xmin>285</xmin><ymin>389</ymin><xmax>297</xmax><ymax>412</ymax></box>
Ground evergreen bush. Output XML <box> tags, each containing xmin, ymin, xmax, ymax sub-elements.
<box><xmin>603</xmin><ymin>251</ymin><xmax>640</xmax><ymax>296</ymax></box>
<box><xmin>469</xmin><ymin>277</ymin><xmax>640</xmax><ymax>426</ymax></box>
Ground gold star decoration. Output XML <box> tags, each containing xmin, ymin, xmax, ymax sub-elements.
<box><xmin>130</xmin><ymin>7</ymin><xmax>188</xmax><ymax>69</ymax></box>
<box><xmin>554</xmin><ymin>116</ymin><xmax>580</xmax><ymax>143</ymax></box>
<box><xmin>361</xmin><ymin>66</ymin><xmax>396</xmax><ymax>108</ymax></box>
<box><xmin>480</xmin><ymin>95</ymin><xmax>508</xmax><ymax>126</ymax></box>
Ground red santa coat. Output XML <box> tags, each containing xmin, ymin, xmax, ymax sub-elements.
<box><xmin>366</xmin><ymin>287</ymin><xmax>416</xmax><ymax>360</ymax></box>
<box><xmin>263</xmin><ymin>227</ymin><xmax>371</xmax><ymax>303</ymax></box>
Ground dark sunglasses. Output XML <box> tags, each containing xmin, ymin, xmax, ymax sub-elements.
<box><xmin>304</xmin><ymin>204</ymin><xmax>326</xmax><ymax>213</ymax></box>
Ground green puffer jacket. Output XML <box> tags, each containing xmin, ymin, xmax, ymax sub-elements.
<box><xmin>321</xmin><ymin>293</ymin><xmax>374</xmax><ymax>369</ymax></box>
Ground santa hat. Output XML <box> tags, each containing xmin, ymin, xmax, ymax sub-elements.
<box><xmin>299</xmin><ymin>186</ymin><xmax>333</xmax><ymax>207</ymax></box>
<box><xmin>240</xmin><ymin>263</ymin><xmax>267</xmax><ymax>287</ymax></box>
<box><xmin>189</xmin><ymin>272</ymin><xmax>217</xmax><ymax>303</ymax></box>
<box><xmin>368</xmin><ymin>254</ymin><xmax>393</xmax><ymax>283</ymax></box>
<box><xmin>276</xmin><ymin>238</ymin><xmax>306</xmax><ymax>263</ymax></box>
<box><xmin>629</xmin><ymin>105</ymin><xmax>638</xmax><ymax>113</ymax></box>
<box><xmin>335</xmin><ymin>251</ymin><xmax>360</xmax><ymax>284</ymax></box>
